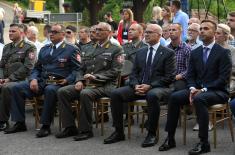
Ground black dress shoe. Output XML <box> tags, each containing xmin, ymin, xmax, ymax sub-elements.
<box><xmin>36</xmin><ymin>127</ymin><xmax>51</xmax><ymax>138</ymax></box>
<box><xmin>55</xmin><ymin>127</ymin><xmax>78</xmax><ymax>138</ymax></box>
<box><xmin>104</xmin><ymin>131</ymin><xmax>125</xmax><ymax>144</ymax></box>
<box><xmin>4</xmin><ymin>122</ymin><xmax>27</xmax><ymax>134</ymax></box>
<box><xmin>159</xmin><ymin>137</ymin><xmax>176</xmax><ymax>151</ymax></box>
<box><xmin>141</xmin><ymin>133</ymin><xmax>157</xmax><ymax>147</ymax></box>
<box><xmin>73</xmin><ymin>131</ymin><xmax>94</xmax><ymax>141</ymax></box>
<box><xmin>188</xmin><ymin>142</ymin><xmax>211</xmax><ymax>155</ymax></box>
<box><xmin>0</xmin><ymin>121</ymin><xmax>9</xmax><ymax>131</ymax></box>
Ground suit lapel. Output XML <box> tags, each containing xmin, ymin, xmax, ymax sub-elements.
<box><xmin>204</xmin><ymin>44</ymin><xmax>217</xmax><ymax>68</ymax></box>
<box><xmin>151</xmin><ymin>45</ymin><xmax>164</xmax><ymax>68</ymax></box>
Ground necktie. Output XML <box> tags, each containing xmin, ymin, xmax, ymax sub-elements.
<box><xmin>50</xmin><ymin>45</ymin><xmax>56</xmax><ymax>55</ymax></box>
<box><xmin>203</xmin><ymin>47</ymin><xmax>209</xmax><ymax>64</ymax></box>
<box><xmin>142</xmin><ymin>47</ymin><xmax>153</xmax><ymax>84</ymax></box>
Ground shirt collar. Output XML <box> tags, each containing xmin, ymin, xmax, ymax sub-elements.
<box><xmin>148</xmin><ymin>42</ymin><xmax>160</xmax><ymax>51</ymax></box>
<box><xmin>53</xmin><ymin>41</ymin><xmax>64</xmax><ymax>49</ymax></box>
<box><xmin>203</xmin><ymin>40</ymin><xmax>215</xmax><ymax>50</ymax></box>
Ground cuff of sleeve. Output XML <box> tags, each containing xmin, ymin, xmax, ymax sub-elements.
<box><xmin>189</xmin><ymin>87</ymin><xmax>196</xmax><ymax>90</ymax></box>
<box><xmin>201</xmin><ymin>88</ymin><xmax>208</xmax><ymax>92</ymax></box>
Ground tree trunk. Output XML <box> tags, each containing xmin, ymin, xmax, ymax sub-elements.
<box><xmin>132</xmin><ymin>0</ymin><xmax>150</xmax><ymax>23</ymax></box>
<box><xmin>88</xmin><ymin>0</ymin><xmax>103</xmax><ymax>25</ymax></box>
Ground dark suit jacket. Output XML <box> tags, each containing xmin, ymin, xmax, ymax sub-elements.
<box><xmin>129</xmin><ymin>45</ymin><xmax>176</xmax><ymax>88</ymax></box>
<box><xmin>187</xmin><ymin>43</ymin><xmax>232</xmax><ymax>98</ymax></box>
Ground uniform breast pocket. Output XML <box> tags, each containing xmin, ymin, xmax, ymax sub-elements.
<box><xmin>11</xmin><ymin>53</ymin><xmax>25</xmax><ymax>63</ymax></box>
<box><xmin>58</xmin><ymin>58</ymin><xmax>68</xmax><ymax>68</ymax></box>
<box><xmin>102</xmin><ymin>55</ymin><xmax>112</xmax><ymax>69</ymax></box>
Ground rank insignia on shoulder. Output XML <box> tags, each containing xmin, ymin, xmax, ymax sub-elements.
<box><xmin>19</xmin><ymin>42</ymin><xmax>24</xmax><ymax>48</ymax></box>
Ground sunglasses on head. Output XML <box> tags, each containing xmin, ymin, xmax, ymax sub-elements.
<box><xmin>66</xmin><ymin>31</ymin><xmax>73</xmax><ymax>34</ymax></box>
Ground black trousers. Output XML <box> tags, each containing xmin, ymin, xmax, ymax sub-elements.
<box><xmin>111</xmin><ymin>86</ymin><xmax>171</xmax><ymax>135</ymax></box>
<box><xmin>165</xmin><ymin>89</ymin><xmax>227</xmax><ymax>142</ymax></box>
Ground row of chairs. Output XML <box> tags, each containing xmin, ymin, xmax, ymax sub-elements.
<box><xmin>26</xmin><ymin>94</ymin><xmax>234</xmax><ymax>149</ymax></box>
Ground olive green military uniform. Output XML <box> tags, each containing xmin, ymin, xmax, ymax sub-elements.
<box><xmin>57</xmin><ymin>40</ymin><xmax>123</xmax><ymax>131</ymax></box>
<box><xmin>122</xmin><ymin>40</ymin><xmax>147</xmax><ymax>64</ymax></box>
<box><xmin>0</xmin><ymin>40</ymin><xmax>37</xmax><ymax>122</ymax></box>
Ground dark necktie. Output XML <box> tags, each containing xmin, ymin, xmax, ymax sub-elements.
<box><xmin>142</xmin><ymin>47</ymin><xmax>153</xmax><ymax>84</ymax></box>
<box><xmin>203</xmin><ymin>47</ymin><xmax>210</xmax><ymax>64</ymax></box>
<box><xmin>50</xmin><ymin>45</ymin><xmax>56</xmax><ymax>56</ymax></box>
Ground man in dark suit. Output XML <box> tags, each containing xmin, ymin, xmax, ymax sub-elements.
<box><xmin>104</xmin><ymin>24</ymin><xmax>176</xmax><ymax>147</ymax></box>
<box><xmin>159</xmin><ymin>20</ymin><xmax>232</xmax><ymax>155</ymax></box>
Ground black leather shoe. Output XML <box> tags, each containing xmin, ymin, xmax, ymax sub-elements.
<box><xmin>104</xmin><ymin>131</ymin><xmax>125</xmax><ymax>144</ymax></box>
<box><xmin>188</xmin><ymin>142</ymin><xmax>211</xmax><ymax>155</ymax></box>
<box><xmin>0</xmin><ymin>121</ymin><xmax>9</xmax><ymax>131</ymax></box>
<box><xmin>55</xmin><ymin>127</ymin><xmax>78</xmax><ymax>138</ymax></box>
<box><xmin>36</xmin><ymin>127</ymin><xmax>51</xmax><ymax>138</ymax></box>
<box><xmin>159</xmin><ymin>137</ymin><xmax>176</xmax><ymax>151</ymax></box>
<box><xmin>141</xmin><ymin>133</ymin><xmax>157</xmax><ymax>147</ymax></box>
<box><xmin>4</xmin><ymin>122</ymin><xmax>27</xmax><ymax>134</ymax></box>
<box><xmin>73</xmin><ymin>131</ymin><xmax>94</xmax><ymax>141</ymax></box>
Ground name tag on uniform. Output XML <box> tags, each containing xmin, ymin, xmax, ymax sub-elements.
<box><xmin>123</xmin><ymin>32</ymin><xmax>128</xmax><ymax>35</ymax></box>
<box><xmin>58</xmin><ymin>58</ymin><xmax>67</xmax><ymax>67</ymax></box>
<box><xmin>102</xmin><ymin>53</ymin><xmax>112</xmax><ymax>56</ymax></box>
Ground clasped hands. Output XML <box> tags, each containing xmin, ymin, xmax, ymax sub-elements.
<box><xmin>134</xmin><ymin>84</ymin><xmax>151</xmax><ymax>96</ymax></box>
<box><xmin>189</xmin><ymin>88</ymin><xmax>202</xmax><ymax>105</ymax></box>
<box><xmin>75</xmin><ymin>74</ymin><xmax>96</xmax><ymax>91</ymax></box>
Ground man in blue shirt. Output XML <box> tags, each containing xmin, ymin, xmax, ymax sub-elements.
<box><xmin>171</xmin><ymin>0</ymin><xmax>189</xmax><ymax>42</ymax></box>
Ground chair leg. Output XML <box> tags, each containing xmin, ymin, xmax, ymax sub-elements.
<box><xmin>34</xmin><ymin>98</ymin><xmax>40</xmax><ymax>130</ymax></box>
<box><xmin>156</xmin><ymin>122</ymin><xmax>159</xmax><ymax>143</ymax></box>
<box><xmin>227</xmin><ymin>105</ymin><xmax>234</xmax><ymax>142</ymax></box>
<box><xmin>76</xmin><ymin>102</ymin><xmax>80</xmax><ymax>128</ymax></box>
<box><xmin>94</xmin><ymin>102</ymin><xmax>98</xmax><ymax>128</ymax></box>
<box><xmin>222</xmin><ymin>109</ymin><xmax>225</xmax><ymax>129</ymax></box>
<box><xmin>141</xmin><ymin>112</ymin><xmax>145</xmax><ymax>133</ymax></box>
<box><xmin>213</xmin><ymin>111</ymin><xmax>217</xmax><ymax>148</ymax></box>
<box><xmin>101</xmin><ymin>101</ymin><xmax>104</xmax><ymax>136</ymax></box>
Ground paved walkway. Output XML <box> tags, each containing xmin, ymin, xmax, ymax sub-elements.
<box><xmin>0</xmin><ymin>108</ymin><xmax>234</xmax><ymax>155</ymax></box>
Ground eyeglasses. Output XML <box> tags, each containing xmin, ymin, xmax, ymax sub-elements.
<box><xmin>9</xmin><ymin>30</ymin><xmax>17</xmax><ymax>33</ymax></box>
<box><xmin>66</xmin><ymin>31</ymin><xmax>72</xmax><ymax>34</ymax></box>
<box><xmin>96</xmin><ymin>28</ymin><xmax>109</xmax><ymax>32</ymax></box>
<box><xmin>200</xmin><ymin>27</ymin><xmax>210</xmax><ymax>31</ymax></box>
<box><xmin>50</xmin><ymin>30</ymin><xmax>62</xmax><ymax>35</ymax></box>
<box><xmin>188</xmin><ymin>29</ymin><xmax>198</xmax><ymax>32</ymax></box>
<box><xmin>145</xmin><ymin>31</ymin><xmax>159</xmax><ymax>34</ymax></box>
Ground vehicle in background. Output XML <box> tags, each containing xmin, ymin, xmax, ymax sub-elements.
<box><xmin>22</xmin><ymin>0</ymin><xmax>50</xmax><ymax>23</ymax></box>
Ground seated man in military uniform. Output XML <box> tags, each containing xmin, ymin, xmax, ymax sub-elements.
<box><xmin>4</xmin><ymin>24</ymin><xmax>80</xmax><ymax>138</ymax></box>
<box><xmin>55</xmin><ymin>22</ymin><xmax>123</xmax><ymax>140</ymax></box>
<box><xmin>0</xmin><ymin>23</ymin><xmax>37</xmax><ymax>131</ymax></box>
